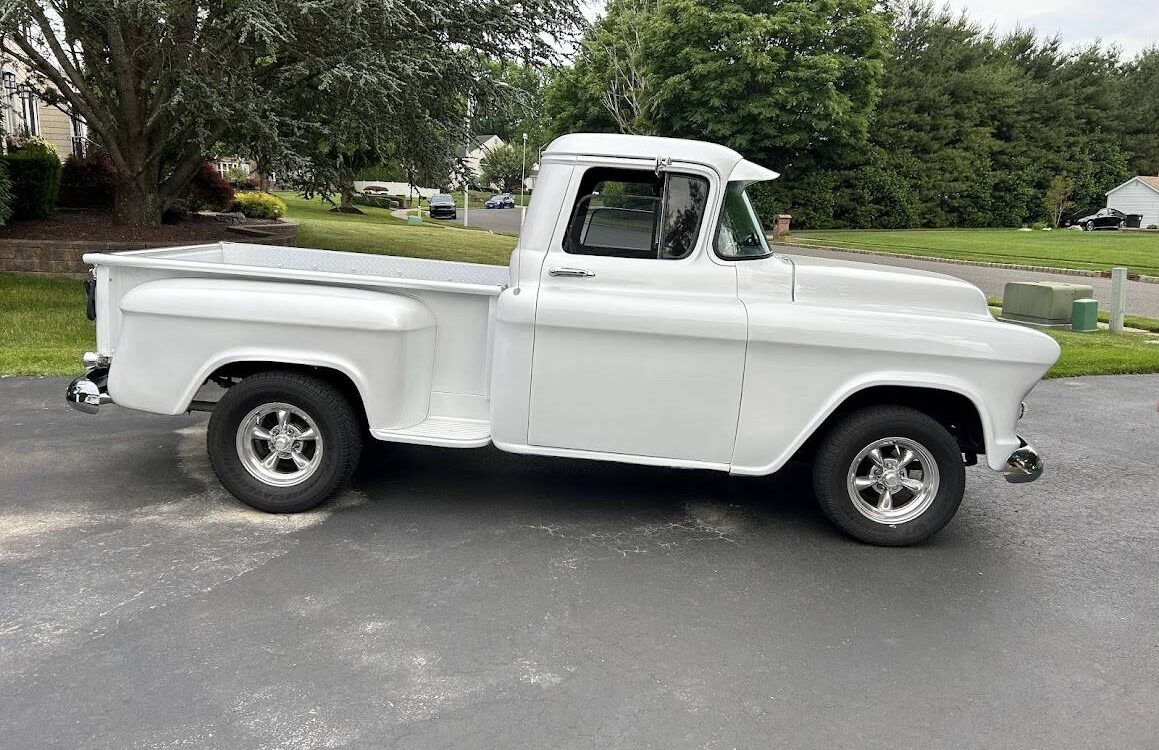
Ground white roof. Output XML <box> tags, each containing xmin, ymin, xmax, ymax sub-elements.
<box><xmin>544</xmin><ymin>133</ymin><xmax>778</xmax><ymax>183</ymax></box>
<box><xmin>1105</xmin><ymin>176</ymin><xmax>1159</xmax><ymax>196</ymax></box>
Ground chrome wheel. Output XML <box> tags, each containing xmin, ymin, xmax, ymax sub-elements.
<box><xmin>846</xmin><ymin>437</ymin><xmax>940</xmax><ymax>525</ymax></box>
<box><xmin>235</xmin><ymin>402</ymin><xmax>324</xmax><ymax>487</ymax></box>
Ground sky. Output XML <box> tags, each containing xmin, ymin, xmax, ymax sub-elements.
<box><xmin>579</xmin><ymin>1</ymin><xmax>1157</xmax><ymax>59</ymax></box>
<box><xmin>954</xmin><ymin>0</ymin><xmax>1157</xmax><ymax>57</ymax></box>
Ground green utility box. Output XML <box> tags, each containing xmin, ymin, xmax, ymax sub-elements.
<box><xmin>1001</xmin><ymin>281</ymin><xmax>1095</xmax><ymax>326</ymax></box>
<box><xmin>1071</xmin><ymin>298</ymin><xmax>1099</xmax><ymax>332</ymax></box>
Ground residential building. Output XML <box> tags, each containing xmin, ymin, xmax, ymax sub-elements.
<box><xmin>453</xmin><ymin>134</ymin><xmax>505</xmax><ymax>187</ymax></box>
<box><xmin>1106</xmin><ymin>176</ymin><xmax>1159</xmax><ymax>228</ymax></box>
<box><xmin>0</xmin><ymin>55</ymin><xmax>89</xmax><ymax>156</ymax></box>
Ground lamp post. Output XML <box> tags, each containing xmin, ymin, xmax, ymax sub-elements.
<box><xmin>520</xmin><ymin>132</ymin><xmax>528</xmax><ymax>227</ymax></box>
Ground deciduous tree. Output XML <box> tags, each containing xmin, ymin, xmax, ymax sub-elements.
<box><xmin>0</xmin><ymin>0</ymin><xmax>580</xmax><ymax>226</ymax></box>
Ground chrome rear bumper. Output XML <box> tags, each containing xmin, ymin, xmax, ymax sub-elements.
<box><xmin>1003</xmin><ymin>438</ymin><xmax>1043</xmax><ymax>483</ymax></box>
<box><xmin>65</xmin><ymin>352</ymin><xmax>112</xmax><ymax>414</ymax></box>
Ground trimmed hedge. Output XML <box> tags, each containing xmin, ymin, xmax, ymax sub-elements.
<box><xmin>60</xmin><ymin>152</ymin><xmax>117</xmax><ymax>209</ymax></box>
<box><xmin>352</xmin><ymin>194</ymin><xmax>401</xmax><ymax>210</ymax></box>
<box><xmin>3</xmin><ymin>147</ymin><xmax>62</xmax><ymax>220</ymax></box>
<box><xmin>0</xmin><ymin>159</ymin><xmax>12</xmax><ymax>227</ymax></box>
<box><xmin>231</xmin><ymin>191</ymin><xmax>287</xmax><ymax>219</ymax></box>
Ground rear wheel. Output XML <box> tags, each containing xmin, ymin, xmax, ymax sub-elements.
<box><xmin>207</xmin><ymin>371</ymin><xmax>362</xmax><ymax>513</ymax></box>
<box><xmin>812</xmin><ymin>406</ymin><xmax>966</xmax><ymax>546</ymax></box>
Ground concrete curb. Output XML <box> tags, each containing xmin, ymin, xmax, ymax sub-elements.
<box><xmin>773</xmin><ymin>241</ymin><xmax>1159</xmax><ymax>285</ymax></box>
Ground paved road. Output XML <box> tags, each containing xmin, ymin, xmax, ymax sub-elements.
<box><xmin>2</xmin><ymin>376</ymin><xmax>1157</xmax><ymax>748</ymax></box>
<box><xmin>781</xmin><ymin>244</ymin><xmax>1159</xmax><ymax>319</ymax></box>
<box><xmin>396</xmin><ymin>206</ymin><xmax>523</xmax><ymax>236</ymax></box>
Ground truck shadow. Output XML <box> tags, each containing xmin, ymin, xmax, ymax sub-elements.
<box><xmin>352</xmin><ymin>441</ymin><xmax>835</xmax><ymax>542</ymax></box>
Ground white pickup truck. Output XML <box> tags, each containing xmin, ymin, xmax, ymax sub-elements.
<box><xmin>67</xmin><ymin>134</ymin><xmax>1059</xmax><ymax>546</ymax></box>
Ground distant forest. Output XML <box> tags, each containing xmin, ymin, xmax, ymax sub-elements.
<box><xmin>540</xmin><ymin>1</ymin><xmax>1159</xmax><ymax>229</ymax></box>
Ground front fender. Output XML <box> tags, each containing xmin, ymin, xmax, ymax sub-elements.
<box><xmin>107</xmin><ymin>278</ymin><xmax>436</xmax><ymax>431</ymax></box>
<box><xmin>728</xmin><ymin>303</ymin><xmax>1059</xmax><ymax>476</ymax></box>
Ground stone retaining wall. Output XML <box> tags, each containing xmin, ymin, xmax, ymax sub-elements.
<box><xmin>0</xmin><ymin>220</ymin><xmax>298</xmax><ymax>276</ymax></box>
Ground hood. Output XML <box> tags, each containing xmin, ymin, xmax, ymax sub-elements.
<box><xmin>784</xmin><ymin>254</ymin><xmax>991</xmax><ymax>319</ymax></box>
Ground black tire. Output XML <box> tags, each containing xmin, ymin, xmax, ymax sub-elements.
<box><xmin>812</xmin><ymin>405</ymin><xmax>966</xmax><ymax>546</ymax></box>
<box><xmin>207</xmin><ymin>370</ymin><xmax>362</xmax><ymax>513</ymax></box>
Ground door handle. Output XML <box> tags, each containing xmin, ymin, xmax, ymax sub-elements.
<box><xmin>548</xmin><ymin>267</ymin><xmax>596</xmax><ymax>278</ymax></box>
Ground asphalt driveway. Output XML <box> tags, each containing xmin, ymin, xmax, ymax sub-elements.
<box><xmin>1</xmin><ymin>375</ymin><xmax>1157</xmax><ymax>748</ymax></box>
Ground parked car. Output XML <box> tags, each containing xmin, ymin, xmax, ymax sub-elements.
<box><xmin>66</xmin><ymin>133</ymin><xmax>1058</xmax><ymax>546</ymax></box>
<box><xmin>361</xmin><ymin>185</ymin><xmax>390</xmax><ymax>195</ymax></box>
<box><xmin>1073</xmin><ymin>207</ymin><xmax>1140</xmax><ymax>231</ymax></box>
<box><xmin>485</xmin><ymin>193</ymin><xmax>516</xmax><ymax>209</ymax></box>
<box><xmin>428</xmin><ymin>193</ymin><xmax>457</xmax><ymax>219</ymax></box>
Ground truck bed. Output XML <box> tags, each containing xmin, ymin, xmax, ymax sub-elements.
<box><xmin>84</xmin><ymin>241</ymin><xmax>510</xmax><ymax>295</ymax></box>
<box><xmin>86</xmin><ymin>243</ymin><xmax>506</xmax><ymax>439</ymax></box>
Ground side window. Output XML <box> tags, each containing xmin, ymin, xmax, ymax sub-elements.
<box><xmin>564</xmin><ymin>167</ymin><xmax>709</xmax><ymax>260</ymax></box>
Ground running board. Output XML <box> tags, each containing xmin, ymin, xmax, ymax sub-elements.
<box><xmin>371</xmin><ymin>417</ymin><xmax>491</xmax><ymax>448</ymax></box>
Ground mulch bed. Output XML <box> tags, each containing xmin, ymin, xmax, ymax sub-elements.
<box><xmin>0</xmin><ymin>208</ymin><xmax>271</xmax><ymax>243</ymax></box>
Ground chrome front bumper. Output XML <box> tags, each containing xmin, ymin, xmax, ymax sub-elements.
<box><xmin>1003</xmin><ymin>438</ymin><xmax>1043</xmax><ymax>483</ymax></box>
<box><xmin>65</xmin><ymin>352</ymin><xmax>112</xmax><ymax>414</ymax></box>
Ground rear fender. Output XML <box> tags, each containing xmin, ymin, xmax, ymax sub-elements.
<box><xmin>107</xmin><ymin>278</ymin><xmax>437</xmax><ymax>431</ymax></box>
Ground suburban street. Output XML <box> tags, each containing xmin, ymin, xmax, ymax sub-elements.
<box><xmin>2</xmin><ymin>375</ymin><xmax>1156</xmax><ymax>748</ymax></box>
<box><xmin>784</xmin><ymin>244</ymin><xmax>1159</xmax><ymax>318</ymax></box>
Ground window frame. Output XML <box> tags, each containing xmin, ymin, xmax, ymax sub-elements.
<box><xmin>710</xmin><ymin>182</ymin><xmax>776</xmax><ymax>263</ymax></box>
<box><xmin>561</xmin><ymin>165</ymin><xmax>712</xmax><ymax>262</ymax></box>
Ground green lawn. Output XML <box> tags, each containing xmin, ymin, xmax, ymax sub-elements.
<box><xmin>281</xmin><ymin>193</ymin><xmax>515</xmax><ymax>265</ymax></box>
<box><xmin>0</xmin><ymin>273</ymin><xmax>92</xmax><ymax>375</ymax></box>
<box><xmin>1046</xmin><ymin>328</ymin><xmax>1159</xmax><ymax>378</ymax></box>
<box><xmin>785</xmin><ymin>228</ymin><xmax>1159</xmax><ymax>276</ymax></box>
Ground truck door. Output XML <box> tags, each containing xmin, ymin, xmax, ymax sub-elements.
<box><xmin>527</xmin><ymin>162</ymin><xmax>746</xmax><ymax>464</ymax></box>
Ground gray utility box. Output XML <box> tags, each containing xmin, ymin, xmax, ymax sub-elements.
<box><xmin>1001</xmin><ymin>281</ymin><xmax>1095</xmax><ymax>326</ymax></box>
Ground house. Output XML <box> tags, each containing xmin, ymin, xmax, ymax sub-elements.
<box><xmin>1106</xmin><ymin>176</ymin><xmax>1159</xmax><ymax>229</ymax></box>
<box><xmin>452</xmin><ymin>134</ymin><xmax>505</xmax><ymax>187</ymax></box>
<box><xmin>0</xmin><ymin>56</ymin><xmax>89</xmax><ymax>156</ymax></box>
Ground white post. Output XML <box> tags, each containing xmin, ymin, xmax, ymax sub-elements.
<box><xmin>463</xmin><ymin>183</ymin><xmax>469</xmax><ymax>228</ymax></box>
<box><xmin>1109</xmin><ymin>267</ymin><xmax>1128</xmax><ymax>334</ymax></box>
<box><xmin>520</xmin><ymin>132</ymin><xmax>528</xmax><ymax>228</ymax></box>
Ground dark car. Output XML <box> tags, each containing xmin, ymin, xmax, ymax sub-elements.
<box><xmin>428</xmin><ymin>193</ymin><xmax>457</xmax><ymax>219</ymax></box>
<box><xmin>485</xmin><ymin>193</ymin><xmax>516</xmax><ymax>209</ymax></box>
<box><xmin>1073</xmin><ymin>207</ymin><xmax>1140</xmax><ymax>231</ymax></box>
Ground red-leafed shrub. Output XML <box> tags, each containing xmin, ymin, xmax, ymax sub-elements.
<box><xmin>185</xmin><ymin>163</ymin><xmax>235</xmax><ymax>211</ymax></box>
<box><xmin>60</xmin><ymin>152</ymin><xmax>117</xmax><ymax>208</ymax></box>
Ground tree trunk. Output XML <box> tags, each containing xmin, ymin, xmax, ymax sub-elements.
<box><xmin>331</xmin><ymin>182</ymin><xmax>364</xmax><ymax>214</ymax></box>
<box><xmin>112</xmin><ymin>178</ymin><xmax>165</xmax><ymax>227</ymax></box>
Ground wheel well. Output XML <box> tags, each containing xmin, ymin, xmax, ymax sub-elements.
<box><xmin>800</xmin><ymin>386</ymin><xmax>986</xmax><ymax>463</ymax></box>
<box><xmin>204</xmin><ymin>361</ymin><xmax>368</xmax><ymax>430</ymax></box>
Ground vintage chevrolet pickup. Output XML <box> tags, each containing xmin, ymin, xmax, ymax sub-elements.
<box><xmin>66</xmin><ymin>134</ymin><xmax>1059</xmax><ymax>545</ymax></box>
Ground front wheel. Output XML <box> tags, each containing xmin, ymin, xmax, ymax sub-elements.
<box><xmin>207</xmin><ymin>370</ymin><xmax>362</xmax><ymax>513</ymax></box>
<box><xmin>812</xmin><ymin>406</ymin><xmax>966</xmax><ymax>546</ymax></box>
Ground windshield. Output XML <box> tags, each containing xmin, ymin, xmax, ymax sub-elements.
<box><xmin>714</xmin><ymin>182</ymin><xmax>773</xmax><ymax>260</ymax></box>
<box><xmin>431</xmin><ymin>195</ymin><xmax>453</xmax><ymax>204</ymax></box>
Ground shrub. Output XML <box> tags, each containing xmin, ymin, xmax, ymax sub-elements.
<box><xmin>1149</xmin><ymin>224</ymin><xmax>1158</xmax><ymax>230</ymax></box>
<box><xmin>0</xmin><ymin>159</ymin><xmax>12</xmax><ymax>227</ymax></box>
<box><xmin>352</xmin><ymin>194</ymin><xmax>401</xmax><ymax>210</ymax></box>
<box><xmin>60</xmin><ymin>152</ymin><xmax>117</xmax><ymax>208</ymax></box>
<box><xmin>1031</xmin><ymin>220</ymin><xmax>1048</xmax><ymax>230</ymax></box>
<box><xmin>185</xmin><ymin>163</ymin><xmax>235</xmax><ymax>211</ymax></box>
<box><xmin>231</xmin><ymin>191</ymin><xmax>287</xmax><ymax>219</ymax></box>
<box><xmin>2</xmin><ymin>144</ymin><xmax>62</xmax><ymax>220</ymax></box>
<box><xmin>357</xmin><ymin>162</ymin><xmax>403</xmax><ymax>181</ymax></box>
